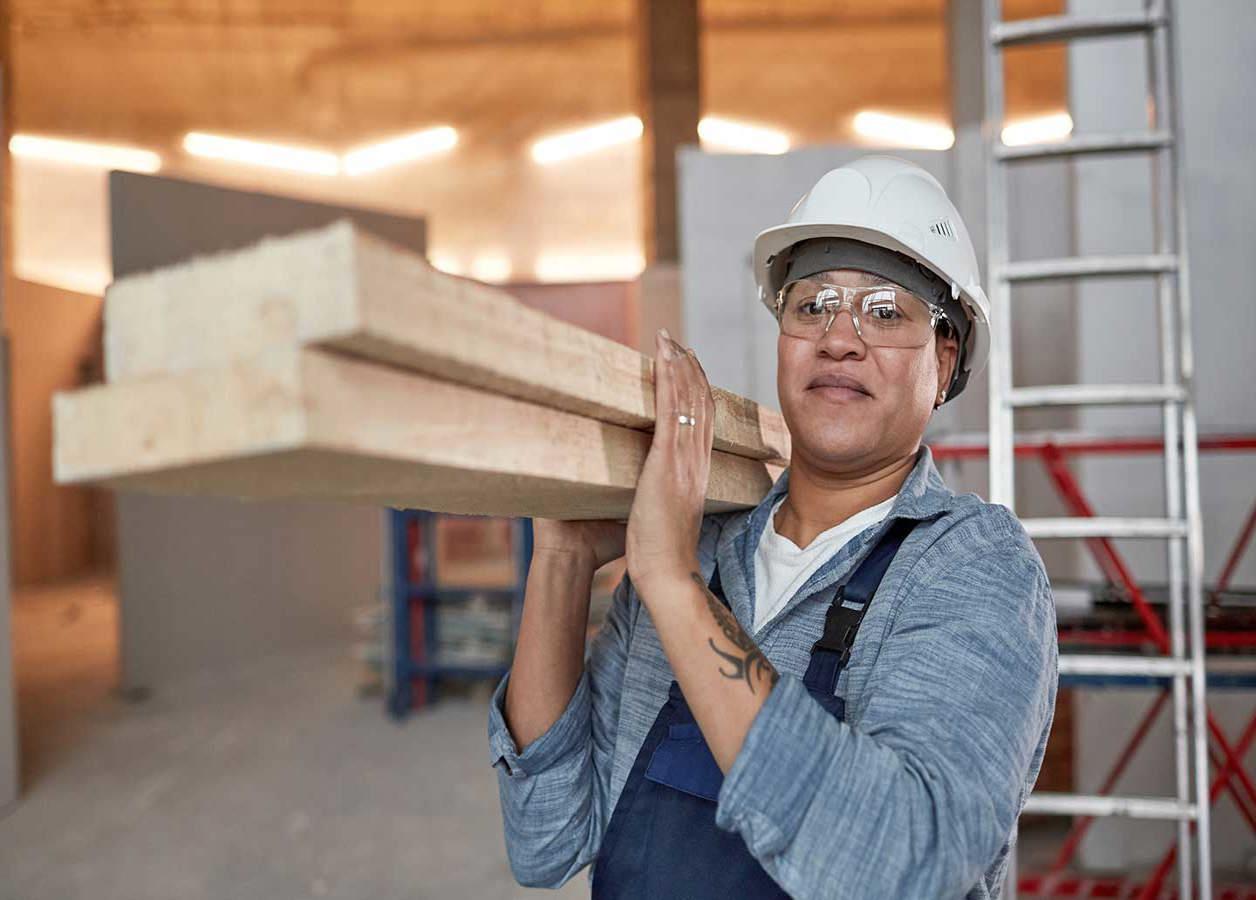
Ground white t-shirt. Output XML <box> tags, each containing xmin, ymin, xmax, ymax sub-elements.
<box><xmin>752</xmin><ymin>492</ymin><xmax>898</xmax><ymax>635</ymax></box>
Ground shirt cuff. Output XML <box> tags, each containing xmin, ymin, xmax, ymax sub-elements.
<box><xmin>486</xmin><ymin>666</ymin><xmax>592</xmax><ymax>778</ymax></box>
<box><xmin>714</xmin><ymin>674</ymin><xmax>841</xmax><ymax>858</ymax></box>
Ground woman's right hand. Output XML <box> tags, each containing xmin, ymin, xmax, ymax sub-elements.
<box><xmin>531</xmin><ymin>518</ymin><xmax>628</xmax><ymax>572</ymax></box>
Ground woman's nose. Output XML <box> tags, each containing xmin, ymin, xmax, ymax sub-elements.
<box><xmin>818</xmin><ymin>307</ymin><xmax>866</xmax><ymax>355</ymax></box>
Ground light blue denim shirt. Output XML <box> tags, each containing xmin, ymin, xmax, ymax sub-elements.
<box><xmin>487</xmin><ymin>444</ymin><xmax>1058</xmax><ymax>899</ymax></box>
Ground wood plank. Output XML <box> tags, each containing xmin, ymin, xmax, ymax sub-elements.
<box><xmin>104</xmin><ymin>221</ymin><xmax>791</xmax><ymax>463</ymax></box>
<box><xmin>56</xmin><ymin>346</ymin><xmax>782</xmax><ymax>519</ymax></box>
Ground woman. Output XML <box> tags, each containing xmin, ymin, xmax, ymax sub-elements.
<box><xmin>488</xmin><ymin>156</ymin><xmax>1058</xmax><ymax>899</ymax></box>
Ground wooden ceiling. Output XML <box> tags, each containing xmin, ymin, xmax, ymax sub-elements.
<box><xmin>8</xmin><ymin>0</ymin><xmax>1067</xmax><ymax>293</ymax></box>
<box><xmin>12</xmin><ymin>0</ymin><xmax>1066</xmax><ymax>154</ymax></box>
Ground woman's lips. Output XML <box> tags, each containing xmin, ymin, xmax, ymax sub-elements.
<box><xmin>808</xmin><ymin>385</ymin><xmax>869</xmax><ymax>402</ymax></box>
<box><xmin>806</xmin><ymin>373</ymin><xmax>871</xmax><ymax>395</ymax></box>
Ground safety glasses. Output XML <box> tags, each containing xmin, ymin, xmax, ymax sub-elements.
<box><xmin>773</xmin><ymin>279</ymin><xmax>949</xmax><ymax>348</ymax></box>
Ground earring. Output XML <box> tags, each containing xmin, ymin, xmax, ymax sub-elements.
<box><xmin>935</xmin><ymin>389</ymin><xmax>947</xmax><ymax>408</ymax></box>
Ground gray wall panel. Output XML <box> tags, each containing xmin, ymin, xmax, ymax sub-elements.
<box><xmin>109</xmin><ymin>174</ymin><xmax>423</xmax><ymax>689</ymax></box>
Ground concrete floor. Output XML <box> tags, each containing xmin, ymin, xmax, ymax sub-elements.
<box><xmin>6</xmin><ymin>576</ymin><xmax>1244</xmax><ymax>898</ymax></box>
<box><xmin>0</xmin><ymin>575</ymin><xmax>587</xmax><ymax>900</ymax></box>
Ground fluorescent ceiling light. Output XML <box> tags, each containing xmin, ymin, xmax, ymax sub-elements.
<box><xmin>15</xmin><ymin>260</ymin><xmax>111</xmax><ymax>296</ymax></box>
<box><xmin>531</xmin><ymin>116</ymin><xmax>643</xmax><ymax>165</ymax></box>
<box><xmin>343</xmin><ymin>126</ymin><xmax>458</xmax><ymax>176</ymax></box>
<box><xmin>469</xmin><ymin>253</ymin><xmax>512</xmax><ymax>283</ymax></box>
<box><xmin>1001</xmin><ymin>112</ymin><xmax>1074</xmax><ymax>147</ymax></box>
<box><xmin>427</xmin><ymin>252</ymin><xmax>463</xmax><ymax>276</ymax></box>
<box><xmin>9</xmin><ymin>134</ymin><xmax>161</xmax><ymax>173</ymax></box>
<box><xmin>183</xmin><ymin>132</ymin><xmax>340</xmax><ymax>176</ymax></box>
<box><xmin>852</xmin><ymin>111</ymin><xmax>955</xmax><ymax>150</ymax></box>
<box><xmin>534</xmin><ymin>250</ymin><xmax>646</xmax><ymax>283</ymax></box>
<box><xmin>698</xmin><ymin>117</ymin><xmax>790</xmax><ymax>155</ymax></box>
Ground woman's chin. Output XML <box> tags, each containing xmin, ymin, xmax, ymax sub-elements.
<box><xmin>793</xmin><ymin>424</ymin><xmax>876</xmax><ymax>464</ymax></box>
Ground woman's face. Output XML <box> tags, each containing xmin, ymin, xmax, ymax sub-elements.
<box><xmin>776</xmin><ymin>268</ymin><xmax>959</xmax><ymax>475</ymax></box>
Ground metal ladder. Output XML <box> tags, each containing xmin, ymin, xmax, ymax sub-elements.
<box><xmin>981</xmin><ymin>1</ymin><xmax>1211</xmax><ymax>897</ymax></box>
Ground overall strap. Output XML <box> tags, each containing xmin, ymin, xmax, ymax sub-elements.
<box><xmin>812</xmin><ymin>516</ymin><xmax>917</xmax><ymax>664</ymax></box>
<box><xmin>804</xmin><ymin>516</ymin><xmax>918</xmax><ymax>693</ymax></box>
<box><xmin>707</xmin><ymin>559</ymin><xmax>727</xmax><ymax>607</ymax></box>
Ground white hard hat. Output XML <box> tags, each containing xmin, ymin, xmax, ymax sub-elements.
<box><xmin>753</xmin><ymin>155</ymin><xmax>990</xmax><ymax>402</ymax></box>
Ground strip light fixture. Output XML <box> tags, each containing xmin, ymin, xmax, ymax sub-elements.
<box><xmin>534</xmin><ymin>250</ymin><xmax>646</xmax><ymax>283</ymax></box>
<box><xmin>10</xmin><ymin>134</ymin><xmax>162</xmax><ymax>173</ymax></box>
<box><xmin>852</xmin><ymin>111</ymin><xmax>955</xmax><ymax>150</ymax></box>
<box><xmin>698</xmin><ymin>117</ymin><xmax>790</xmax><ymax>155</ymax></box>
<box><xmin>14</xmin><ymin>261</ymin><xmax>112</xmax><ymax>296</ymax></box>
<box><xmin>469</xmin><ymin>252</ymin><xmax>513</xmax><ymax>283</ymax></box>
<box><xmin>343</xmin><ymin>126</ymin><xmax>458</xmax><ymax>176</ymax></box>
<box><xmin>1001</xmin><ymin>112</ymin><xmax>1074</xmax><ymax>147</ymax></box>
<box><xmin>427</xmin><ymin>252</ymin><xmax>464</xmax><ymax>276</ymax></box>
<box><xmin>531</xmin><ymin>116</ymin><xmax>644</xmax><ymax>165</ymax></box>
<box><xmin>183</xmin><ymin>132</ymin><xmax>340</xmax><ymax>176</ymax></box>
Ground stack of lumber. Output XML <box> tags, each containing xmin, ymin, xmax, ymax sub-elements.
<box><xmin>53</xmin><ymin>222</ymin><xmax>791</xmax><ymax>519</ymax></box>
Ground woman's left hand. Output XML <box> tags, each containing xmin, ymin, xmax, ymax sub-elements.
<box><xmin>626</xmin><ymin>328</ymin><xmax>717</xmax><ymax>602</ymax></box>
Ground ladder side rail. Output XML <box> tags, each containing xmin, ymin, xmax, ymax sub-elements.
<box><xmin>1160</xmin><ymin>0</ymin><xmax>1213</xmax><ymax>891</ymax></box>
<box><xmin>981</xmin><ymin>9</ymin><xmax>1014</xmax><ymax>896</ymax></box>
<box><xmin>1142</xmin><ymin>0</ymin><xmax>1195</xmax><ymax>892</ymax></box>
<box><xmin>983</xmin><ymin>0</ymin><xmax>1014</xmax><ymax>510</ymax></box>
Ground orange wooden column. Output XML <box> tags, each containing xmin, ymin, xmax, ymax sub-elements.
<box><xmin>632</xmin><ymin>0</ymin><xmax>700</xmax><ymax>352</ymax></box>
<box><xmin>636</xmin><ymin>0</ymin><xmax>700</xmax><ymax>266</ymax></box>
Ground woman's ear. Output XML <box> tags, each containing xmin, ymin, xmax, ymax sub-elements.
<box><xmin>934</xmin><ymin>329</ymin><xmax>960</xmax><ymax>403</ymax></box>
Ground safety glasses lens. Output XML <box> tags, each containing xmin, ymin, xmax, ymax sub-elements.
<box><xmin>778</xmin><ymin>280</ymin><xmax>935</xmax><ymax>347</ymax></box>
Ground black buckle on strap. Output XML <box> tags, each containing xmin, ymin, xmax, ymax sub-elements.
<box><xmin>810</xmin><ymin>587</ymin><xmax>866</xmax><ymax>666</ymax></box>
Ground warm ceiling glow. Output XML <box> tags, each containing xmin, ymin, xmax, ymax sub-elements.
<box><xmin>343</xmin><ymin>126</ymin><xmax>458</xmax><ymax>176</ymax></box>
<box><xmin>698</xmin><ymin>117</ymin><xmax>790</xmax><ymax>155</ymax></box>
<box><xmin>1001</xmin><ymin>112</ymin><xmax>1074</xmax><ymax>147</ymax></box>
<box><xmin>469</xmin><ymin>253</ymin><xmax>513</xmax><ymax>283</ymax></box>
<box><xmin>10</xmin><ymin>134</ymin><xmax>162</xmax><ymax>173</ymax></box>
<box><xmin>534</xmin><ymin>250</ymin><xmax>646</xmax><ymax>283</ymax></box>
<box><xmin>531</xmin><ymin>116</ymin><xmax>644</xmax><ymax>165</ymax></box>
<box><xmin>852</xmin><ymin>111</ymin><xmax>955</xmax><ymax>150</ymax></box>
<box><xmin>183</xmin><ymin>132</ymin><xmax>340</xmax><ymax>176</ymax></box>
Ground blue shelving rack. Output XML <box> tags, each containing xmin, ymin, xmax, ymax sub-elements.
<box><xmin>387</xmin><ymin>509</ymin><xmax>533</xmax><ymax>719</ymax></box>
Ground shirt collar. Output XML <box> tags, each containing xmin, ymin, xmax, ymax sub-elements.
<box><xmin>751</xmin><ymin>443</ymin><xmax>956</xmax><ymax>528</ymax></box>
<box><xmin>712</xmin><ymin>444</ymin><xmax>957</xmax><ymax>631</ymax></box>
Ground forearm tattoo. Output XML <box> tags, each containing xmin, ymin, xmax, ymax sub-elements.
<box><xmin>691</xmin><ymin>572</ymin><xmax>780</xmax><ymax>695</ymax></box>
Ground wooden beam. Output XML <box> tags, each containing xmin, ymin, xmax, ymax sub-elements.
<box><xmin>55</xmin><ymin>346</ymin><xmax>782</xmax><ymax>519</ymax></box>
<box><xmin>636</xmin><ymin>0</ymin><xmax>700</xmax><ymax>265</ymax></box>
<box><xmin>103</xmin><ymin>221</ymin><xmax>790</xmax><ymax>463</ymax></box>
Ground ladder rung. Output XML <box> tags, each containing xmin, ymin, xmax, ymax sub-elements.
<box><xmin>991</xmin><ymin>12</ymin><xmax>1167</xmax><ymax>48</ymax></box>
<box><xmin>1007</xmin><ymin>384</ymin><xmax>1186</xmax><ymax>408</ymax></box>
<box><xmin>1058</xmin><ymin>654</ymin><xmax>1192</xmax><ymax>678</ymax></box>
<box><xmin>999</xmin><ymin>254</ymin><xmax>1178</xmax><ymax>282</ymax></box>
<box><xmin>996</xmin><ymin>130</ymin><xmax>1172</xmax><ymax>162</ymax></box>
<box><xmin>1023</xmin><ymin>517</ymin><xmax>1188</xmax><ymax>539</ymax></box>
<box><xmin>1023</xmin><ymin>792</ymin><xmax>1195</xmax><ymax>820</ymax></box>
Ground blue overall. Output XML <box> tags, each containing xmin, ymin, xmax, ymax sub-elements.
<box><xmin>591</xmin><ymin>517</ymin><xmax>917</xmax><ymax>899</ymax></box>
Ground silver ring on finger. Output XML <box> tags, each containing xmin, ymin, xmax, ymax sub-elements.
<box><xmin>677</xmin><ymin>413</ymin><xmax>697</xmax><ymax>427</ymax></box>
